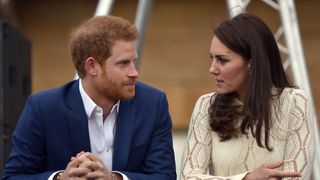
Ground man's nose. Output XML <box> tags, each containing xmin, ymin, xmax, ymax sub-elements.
<box><xmin>128</xmin><ymin>62</ymin><xmax>139</xmax><ymax>78</ymax></box>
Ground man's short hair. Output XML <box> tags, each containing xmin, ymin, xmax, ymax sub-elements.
<box><xmin>69</xmin><ymin>15</ymin><xmax>138</xmax><ymax>78</ymax></box>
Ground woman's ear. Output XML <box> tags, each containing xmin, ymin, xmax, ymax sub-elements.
<box><xmin>84</xmin><ymin>57</ymin><xmax>99</xmax><ymax>76</ymax></box>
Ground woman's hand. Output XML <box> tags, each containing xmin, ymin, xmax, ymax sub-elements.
<box><xmin>243</xmin><ymin>161</ymin><xmax>301</xmax><ymax>180</ymax></box>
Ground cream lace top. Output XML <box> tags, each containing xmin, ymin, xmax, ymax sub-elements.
<box><xmin>181</xmin><ymin>88</ymin><xmax>315</xmax><ymax>180</ymax></box>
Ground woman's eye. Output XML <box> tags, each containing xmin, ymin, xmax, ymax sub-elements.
<box><xmin>218</xmin><ymin>58</ymin><xmax>227</xmax><ymax>64</ymax></box>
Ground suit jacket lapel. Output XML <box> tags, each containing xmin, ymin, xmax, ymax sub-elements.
<box><xmin>65</xmin><ymin>80</ymin><xmax>91</xmax><ymax>154</ymax></box>
<box><xmin>113</xmin><ymin>100</ymin><xmax>135</xmax><ymax>170</ymax></box>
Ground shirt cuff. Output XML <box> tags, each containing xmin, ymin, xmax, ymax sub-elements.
<box><xmin>48</xmin><ymin>170</ymin><xmax>63</xmax><ymax>180</ymax></box>
<box><xmin>113</xmin><ymin>171</ymin><xmax>129</xmax><ymax>180</ymax></box>
<box><xmin>49</xmin><ymin>170</ymin><xmax>129</xmax><ymax>180</ymax></box>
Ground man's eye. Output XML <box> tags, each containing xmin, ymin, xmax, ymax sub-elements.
<box><xmin>119</xmin><ymin>61</ymin><xmax>130</xmax><ymax>65</ymax></box>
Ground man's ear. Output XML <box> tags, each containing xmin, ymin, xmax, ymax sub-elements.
<box><xmin>84</xmin><ymin>57</ymin><xmax>99</xmax><ymax>76</ymax></box>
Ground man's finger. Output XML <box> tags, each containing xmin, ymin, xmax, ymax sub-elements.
<box><xmin>85</xmin><ymin>170</ymin><xmax>108</xmax><ymax>179</ymax></box>
<box><xmin>67</xmin><ymin>157</ymin><xmax>84</xmax><ymax>168</ymax></box>
<box><xmin>85</xmin><ymin>153</ymin><xmax>102</xmax><ymax>163</ymax></box>
<box><xmin>68</xmin><ymin>166</ymin><xmax>92</xmax><ymax>177</ymax></box>
<box><xmin>79</xmin><ymin>160</ymin><xmax>105</xmax><ymax>171</ymax></box>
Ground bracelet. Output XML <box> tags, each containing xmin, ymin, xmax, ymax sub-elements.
<box><xmin>111</xmin><ymin>172</ymin><xmax>115</xmax><ymax>180</ymax></box>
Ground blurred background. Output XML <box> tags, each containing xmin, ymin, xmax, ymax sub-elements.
<box><xmin>0</xmin><ymin>0</ymin><xmax>319</xmax><ymax>177</ymax></box>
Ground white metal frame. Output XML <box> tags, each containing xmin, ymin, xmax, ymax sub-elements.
<box><xmin>94</xmin><ymin>0</ymin><xmax>114</xmax><ymax>16</ymax></box>
<box><xmin>227</xmin><ymin>0</ymin><xmax>320</xmax><ymax>179</ymax></box>
<box><xmin>133</xmin><ymin>0</ymin><xmax>153</xmax><ymax>68</ymax></box>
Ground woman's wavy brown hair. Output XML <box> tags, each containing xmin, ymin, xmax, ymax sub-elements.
<box><xmin>209</xmin><ymin>13</ymin><xmax>292</xmax><ymax>151</ymax></box>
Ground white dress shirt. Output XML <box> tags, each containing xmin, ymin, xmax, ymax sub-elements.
<box><xmin>48</xmin><ymin>80</ymin><xmax>129</xmax><ymax>180</ymax></box>
<box><xmin>79</xmin><ymin>80</ymin><xmax>119</xmax><ymax>169</ymax></box>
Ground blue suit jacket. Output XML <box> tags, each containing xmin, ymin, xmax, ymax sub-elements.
<box><xmin>3</xmin><ymin>80</ymin><xmax>176</xmax><ymax>180</ymax></box>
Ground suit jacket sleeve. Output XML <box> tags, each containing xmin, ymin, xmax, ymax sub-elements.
<box><xmin>2</xmin><ymin>96</ymin><xmax>55</xmax><ymax>180</ymax></box>
<box><xmin>120</xmin><ymin>93</ymin><xmax>176</xmax><ymax>180</ymax></box>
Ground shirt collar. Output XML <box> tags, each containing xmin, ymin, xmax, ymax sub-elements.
<box><xmin>79</xmin><ymin>80</ymin><xmax>120</xmax><ymax>119</ymax></box>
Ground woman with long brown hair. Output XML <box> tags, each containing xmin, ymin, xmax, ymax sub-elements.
<box><xmin>181</xmin><ymin>13</ymin><xmax>314</xmax><ymax>180</ymax></box>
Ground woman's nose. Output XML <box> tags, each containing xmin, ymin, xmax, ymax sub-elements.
<box><xmin>209</xmin><ymin>61</ymin><xmax>219</xmax><ymax>75</ymax></box>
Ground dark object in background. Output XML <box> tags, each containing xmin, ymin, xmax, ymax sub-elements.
<box><xmin>0</xmin><ymin>19</ymin><xmax>31</xmax><ymax>174</ymax></box>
